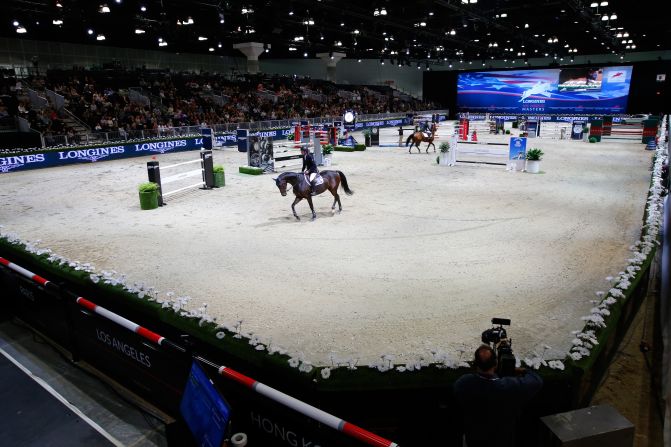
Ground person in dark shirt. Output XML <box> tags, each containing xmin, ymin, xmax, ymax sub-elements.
<box><xmin>301</xmin><ymin>146</ymin><xmax>319</xmax><ymax>195</ymax></box>
<box><xmin>453</xmin><ymin>345</ymin><xmax>543</xmax><ymax>447</ymax></box>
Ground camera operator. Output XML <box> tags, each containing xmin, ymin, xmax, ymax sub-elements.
<box><xmin>453</xmin><ymin>344</ymin><xmax>543</xmax><ymax>447</ymax></box>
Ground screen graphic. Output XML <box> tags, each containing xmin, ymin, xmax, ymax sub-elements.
<box><xmin>456</xmin><ymin>66</ymin><xmax>633</xmax><ymax>114</ymax></box>
<box><xmin>180</xmin><ymin>361</ymin><xmax>232</xmax><ymax>447</ymax></box>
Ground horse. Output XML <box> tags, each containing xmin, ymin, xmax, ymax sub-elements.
<box><xmin>274</xmin><ymin>170</ymin><xmax>354</xmax><ymax>220</ymax></box>
<box><xmin>405</xmin><ymin>123</ymin><xmax>437</xmax><ymax>153</ymax></box>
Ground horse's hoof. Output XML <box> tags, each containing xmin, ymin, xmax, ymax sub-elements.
<box><xmin>295</xmin><ymin>215</ymin><xmax>300</xmax><ymax>221</ymax></box>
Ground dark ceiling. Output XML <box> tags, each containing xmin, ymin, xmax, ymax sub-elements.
<box><xmin>2</xmin><ymin>0</ymin><xmax>668</xmax><ymax>65</ymax></box>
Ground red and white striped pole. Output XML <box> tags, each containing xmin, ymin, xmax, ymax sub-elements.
<box><xmin>0</xmin><ymin>256</ymin><xmax>401</xmax><ymax>447</ymax></box>
<box><xmin>216</xmin><ymin>364</ymin><xmax>399</xmax><ymax>447</ymax></box>
<box><xmin>0</xmin><ymin>256</ymin><xmax>56</xmax><ymax>291</ymax></box>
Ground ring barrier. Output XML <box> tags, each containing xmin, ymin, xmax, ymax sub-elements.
<box><xmin>539</xmin><ymin>122</ymin><xmax>571</xmax><ymax>140</ymax></box>
<box><xmin>0</xmin><ymin>255</ymin><xmax>400</xmax><ymax>447</ymax></box>
<box><xmin>147</xmin><ymin>150</ymin><xmax>214</xmax><ymax>206</ymax></box>
<box><xmin>271</xmin><ymin>141</ymin><xmax>307</xmax><ymax>171</ymax></box>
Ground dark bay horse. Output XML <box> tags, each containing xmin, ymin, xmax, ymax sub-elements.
<box><xmin>405</xmin><ymin>123</ymin><xmax>437</xmax><ymax>153</ymax></box>
<box><xmin>274</xmin><ymin>170</ymin><xmax>353</xmax><ymax>220</ymax></box>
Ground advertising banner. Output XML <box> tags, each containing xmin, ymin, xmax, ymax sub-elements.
<box><xmin>457</xmin><ymin>66</ymin><xmax>633</xmax><ymax>115</ymax></box>
<box><xmin>0</xmin><ymin>138</ymin><xmax>203</xmax><ymax>174</ymax></box>
<box><xmin>508</xmin><ymin>137</ymin><xmax>527</xmax><ymax>171</ymax></box>
<box><xmin>571</xmin><ymin>121</ymin><xmax>585</xmax><ymax>140</ymax></box>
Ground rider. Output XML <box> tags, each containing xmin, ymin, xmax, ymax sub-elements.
<box><xmin>301</xmin><ymin>146</ymin><xmax>319</xmax><ymax>195</ymax></box>
<box><xmin>422</xmin><ymin>120</ymin><xmax>432</xmax><ymax>137</ymax></box>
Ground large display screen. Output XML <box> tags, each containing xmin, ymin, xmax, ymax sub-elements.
<box><xmin>456</xmin><ymin>66</ymin><xmax>633</xmax><ymax>114</ymax></box>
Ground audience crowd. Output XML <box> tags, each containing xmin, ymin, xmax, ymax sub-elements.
<box><xmin>1</xmin><ymin>67</ymin><xmax>437</xmax><ymax>144</ymax></box>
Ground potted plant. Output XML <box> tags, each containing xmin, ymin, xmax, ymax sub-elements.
<box><xmin>362</xmin><ymin>128</ymin><xmax>372</xmax><ymax>146</ymax></box>
<box><xmin>588</xmin><ymin>136</ymin><xmax>598</xmax><ymax>143</ymax></box>
<box><xmin>286</xmin><ymin>132</ymin><xmax>295</xmax><ymax>141</ymax></box>
<box><xmin>505</xmin><ymin>129</ymin><xmax>511</xmax><ymax>135</ymax></box>
<box><xmin>322</xmin><ymin>144</ymin><xmax>333</xmax><ymax>166</ymax></box>
<box><xmin>525</xmin><ymin>148</ymin><xmax>544</xmax><ymax>174</ymax></box>
<box><xmin>213</xmin><ymin>164</ymin><xmax>225</xmax><ymax>187</ymax></box>
<box><xmin>439</xmin><ymin>142</ymin><xmax>451</xmax><ymax>166</ymax></box>
<box><xmin>138</xmin><ymin>182</ymin><xmax>159</xmax><ymax>210</ymax></box>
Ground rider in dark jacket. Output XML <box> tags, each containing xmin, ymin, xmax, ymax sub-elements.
<box><xmin>301</xmin><ymin>146</ymin><xmax>319</xmax><ymax>195</ymax></box>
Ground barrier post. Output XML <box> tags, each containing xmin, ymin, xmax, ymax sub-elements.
<box><xmin>200</xmin><ymin>150</ymin><xmax>214</xmax><ymax>188</ymax></box>
<box><xmin>147</xmin><ymin>160</ymin><xmax>164</xmax><ymax>206</ymax></box>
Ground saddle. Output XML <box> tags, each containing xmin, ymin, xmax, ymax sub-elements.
<box><xmin>304</xmin><ymin>173</ymin><xmax>324</xmax><ymax>187</ymax></box>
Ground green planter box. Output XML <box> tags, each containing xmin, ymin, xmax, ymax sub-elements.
<box><xmin>214</xmin><ymin>171</ymin><xmax>225</xmax><ymax>187</ymax></box>
<box><xmin>139</xmin><ymin>190</ymin><xmax>158</xmax><ymax>210</ymax></box>
<box><xmin>239</xmin><ymin>166</ymin><xmax>263</xmax><ymax>175</ymax></box>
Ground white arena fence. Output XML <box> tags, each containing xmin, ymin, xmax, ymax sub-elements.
<box><xmin>147</xmin><ymin>150</ymin><xmax>214</xmax><ymax>206</ymax></box>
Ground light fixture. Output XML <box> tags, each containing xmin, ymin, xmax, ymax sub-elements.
<box><xmin>524</xmin><ymin>23</ymin><xmax>529</xmax><ymax>28</ymax></box>
<box><xmin>288</xmin><ymin>46</ymin><xmax>297</xmax><ymax>51</ymax></box>
<box><xmin>16</xmin><ymin>26</ymin><xmax>27</xmax><ymax>34</ymax></box>
<box><xmin>52</xmin><ymin>19</ymin><xmax>63</xmax><ymax>25</ymax></box>
<box><xmin>87</xmin><ymin>28</ymin><xmax>94</xmax><ymax>35</ymax></box>
<box><xmin>601</xmin><ymin>15</ymin><xmax>608</xmax><ymax>21</ymax></box>
<box><xmin>209</xmin><ymin>47</ymin><xmax>214</xmax><ymax>52</ymax></box>
<box><xmin>96</xmin><ymin>34</ymin><xmax>105</xmax><ymax>40</ymax></box>
<box><xmin>198</xmin><ymin>36</ymin><xmax>208</xmax><ymax>41</ymax></box>
<box><xmin>450</xmin><ymin>29</ymin><xmax>456</xmax><ymax>35</ymax></box>
<box><xmin>288</xmin><ymin>10</ymin><xmax>294</xmax><ymax>15</ymax></box>
<box><xmin>100</xmin><ymin>4</ymin><xmax>110</xmax><ymax>13</ymax></box>
<box><xmin>373</xmin><ymin>8</ymin><xmax>379</xmax><ymax>16</ymax></box>
<box><xmin>140</xmin><ymin>6</ymin><xmax>146</xmax><ymax>12</ymax></box>
<box><xmin>159</xmin><ymin>41</ymin><xmax>167</xmax><ymax>47</ymax></box>
<box><xmin>357</xmin><ymin>59</ymin><xmax>361</xmax><ymax>62</ymax></box>
<box><xmin>623</xmin><ymin>32</ymin><xmax>629</xmax><ymax>37</ymax></box>
<box><xmin>590</xmin><ymin>2</ymin><xmax>598</xmax><ymax>6</ymax></box>
<box><xmin>500</xmin><ymin>13</ymin><xmax>507</xmax><ymax>18</ymax></box>
<box><xmin>135</xmin><ymin>29</ymin><xmax>145</xmax><ymax>34</ymax></box>
<box><xmin>600</xmin><ymin>1</ymin><xmax>608</xmax><ymax>6</ymax></box>
<box><xmin>380</xmin><ymin>7</ymin><xmax>387</xmax><ymax>15</ymax></box>
<box><xmin>56</xmin><ymin>1</ymin><xmax>62</xmax><ymax>6</ymax></box>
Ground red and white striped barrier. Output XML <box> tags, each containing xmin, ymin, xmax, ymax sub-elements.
<box><xmin>0</xmin><ymin>256</ymin><xmax>53</xmax><ymax>289</ymax></box>
<box><xmin>0</xmin><ymin>256</ymin><xmax>400</xmax><ymax>447</ymax></box>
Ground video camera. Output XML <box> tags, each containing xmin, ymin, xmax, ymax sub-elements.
<box><xmin>481</xmin><ymin>318</ymin><xmax>516</xmax><ymax>377</ymax></box>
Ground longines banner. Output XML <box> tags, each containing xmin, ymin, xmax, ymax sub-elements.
<box><xmin>1</xmin><ymin>119</ymin><xmax>412</xmax><ymax>173</ymax></box>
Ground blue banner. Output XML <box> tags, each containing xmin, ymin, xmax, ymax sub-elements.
<box><xmin>457</xmin><ymin>66</ymin><xmax>633</xmax><ymax>115</ymax></box>
<box><xmin>0</xmin><ymin>138</ymin><xmax>204</xmax><ymax>173</ymax></box>
<box><xmin>509</xmin><ymin>137</ymin><xmax>527</xmax><ymax>160</ymax></box>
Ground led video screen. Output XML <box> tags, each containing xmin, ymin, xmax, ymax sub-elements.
<box><xmin>456</xmin><ymin>66</ymin><xmax>633</xmax><ymax>114</ymax></box>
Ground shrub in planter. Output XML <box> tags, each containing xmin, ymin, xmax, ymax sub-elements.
<box><xmin>525</xmin><ymin>148</ymin><xmax>544</xmax><ymax>174</ymax></box>
<box><xmin>525</xmin><ymin>148</ymin><xmax>544</xmax><ymax>161</ymax></box>
<box><xmin>354</xmin><ymin>144</ymin><xmax>366</xmax><ymax>151</ymax></box>
<box><xmin>322</xmin><ymin>144</ymin><xmax>333</xmax><ymax>155</ymax></box>
<box><xmin>286</xmin><ymin>133</ymin><xmax>295</xmax><ymax>141</ymax></box>
<box><xmin>588</xmin><ymin>136</ymin><xmax>598</xmax><ymax>143</ymax></box>
<box><xmin>505</xmin><ymin>129</ymin><xmax>511</xmax><ymax>135</ymax></box>
<box><xmin>213</xmin><ymin>164</ymin><xmax>225</xmax><ymax>187</ymax></box>
<box><xmin>138</xmin><ymin>182</ymin><xmax>159</xmax><ymax>210</ymax></box>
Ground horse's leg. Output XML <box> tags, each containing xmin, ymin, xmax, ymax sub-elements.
<box><xmin>306</xmin><ymin>195</ymin><xmax>317</xmax><ymax>220</ymax></box>
<box><xmin>291</xmin><ymin>196</ymin><xmax>302</xmax><ymax>220</ymax></box>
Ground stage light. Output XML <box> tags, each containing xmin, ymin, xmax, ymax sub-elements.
<box><xmin>135</xmin><ymin>29</ymin><xmax>145</xmax><ymax>34</ymax></box>
<box><xmin>100</xmin><ymin>5</ymin><xmax>110</xmax><ymax>13</ymax></box>
<box><xmin>96</xmin><ymin>34</ymin><xmax>105</xmax><ymax>40</ymax></box>
<box><xmin>209</xmin><ymin>47</ymin><xmax>214</xmax><ymax>52</ymax></box>
<box><xmin>198</xmin><ymin>36</ymin><xmax>208</xmax><ymax>41</ymax></box>
<box><xmin>373</xmin><ymin>8</ymin><xmax>379</xmax><ymax>16</ymax></box>
<box><xmin>590</xmin><ymin>2</ymin><xmax>598</xmax><ymax>6</ymax></box>
<box><xmin>380</xmin><ymin>8</ymin><xmax>387</xmax><ymax>15</ymax></box>
<box><xmin>141</xmin><ymin>6</ymin><xmax>146</xmax><ymax>12</ymax></box>
<box><xmin>601</xmin><ymin>15</ymin><xmax>608</xmax><ymax>21</ymax></box>
<box><xmin>600</xmin><ymin>1</ymin><xmax>608</xmax><ymax>6</ymax></box>
<box><xmin>610</xmin><ymin>14</ymin><xmax>617</xmax><ymax>20</ymax></box>
<box><xmin>52</xmin><ymin>19</ymin><xmax>63</xmax><ymax>25</ymax></box>
<box><xmin>16</xmin><ymin>26</ymin><xmax>27</xmax><ymax>33</ymax></box>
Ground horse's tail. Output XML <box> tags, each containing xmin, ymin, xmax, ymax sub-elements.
<box><xmin>337</xmin><ymin>171</ymin><xmax>354</xmax><ymax>195</ymax></box>
<box><xmin>405</xmin><ymin>134</ymin><xmax>413</xmax><ymax>146</ymax></box>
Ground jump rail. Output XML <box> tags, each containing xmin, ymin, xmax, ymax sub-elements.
<box><xmin>0</xmin><ymin>255</ymin><xmax>400</xmax><ymax>447</ymax></box>
<box><xmin>147</xmin><ymin>150</ymin><xmax>215</xmax><ymax>206</ymax></box>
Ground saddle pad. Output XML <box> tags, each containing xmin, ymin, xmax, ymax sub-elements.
<box><xmin>313</xmin><ymin>175</ymin><xmax>324</xmax><ymax>186</ymax></box>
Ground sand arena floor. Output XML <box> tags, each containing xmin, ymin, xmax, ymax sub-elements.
<box><xmin>0</xmin><ymin>128</ymin><xmax>654</xmax><ymax>366</ymax></box>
